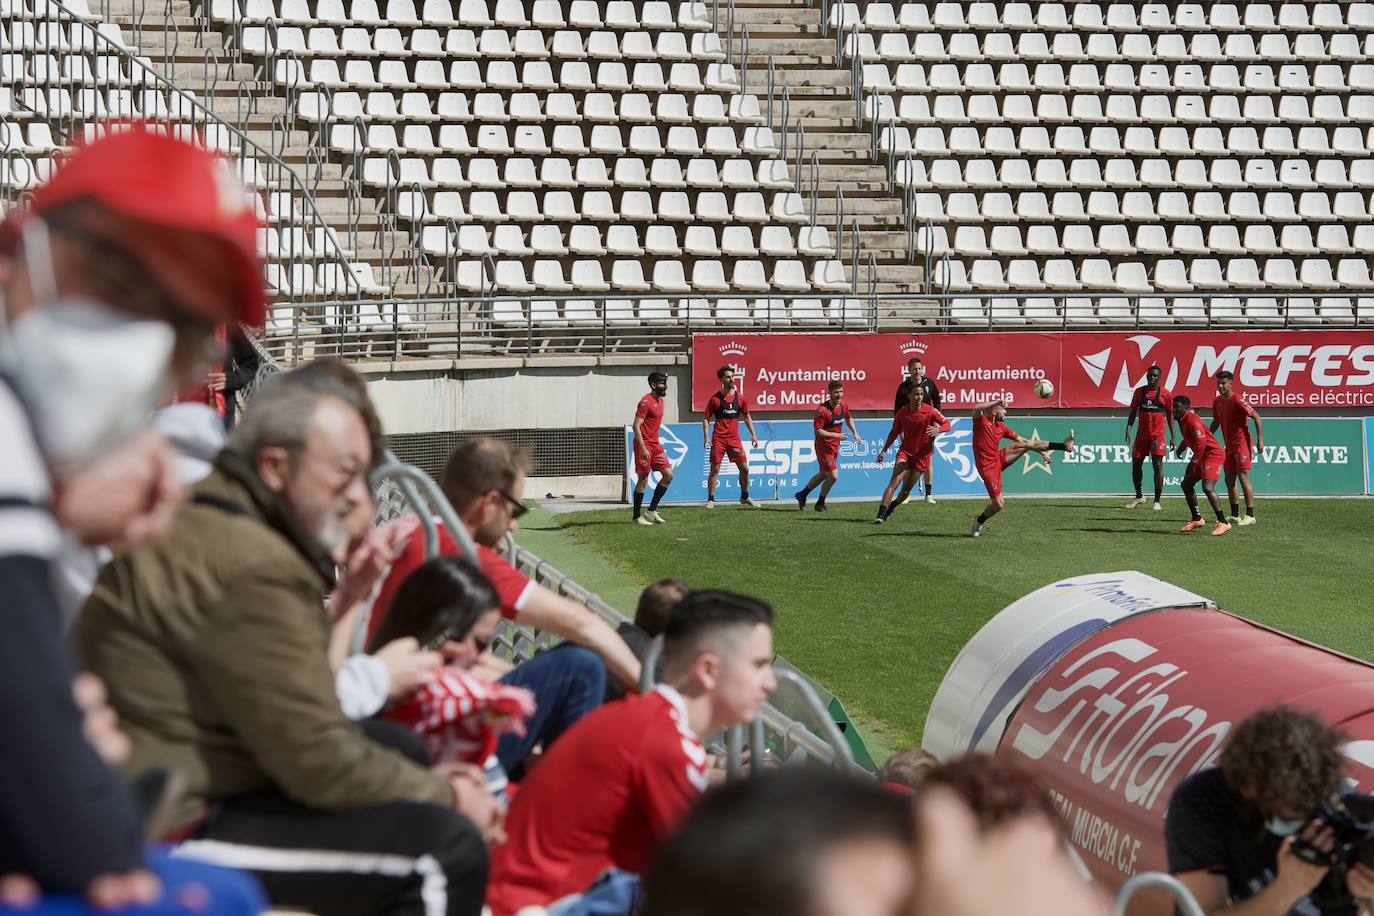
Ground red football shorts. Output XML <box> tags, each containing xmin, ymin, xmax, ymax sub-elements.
<box><xmin>1224</xmin><ymin>445</ymin><xmax>1253</xmax><ymax>473</ymax></box>
<box><xmin>897</xmin><ymin>448</ymin><xmax>932</xmax><ymax>474</ymax></box>
<box><xmin>816</xmin><ymin>441</ymin><xmax>839</xmax><ymax>473</ymax></box>
<box><xmin>978</xmin><ymin>462</ymin><xmax>1003</xmax><ymax>499</ymax></box>
<box><xmin>1189</xmin><ymin>454</ymin><xmax>1224</xmax><ymax>483</ymax></box>
<box><xmin>635</xmin><ymin>441</ymin><xmax>670</xmax><ymax>476</ymax></box>
<box><xmin>1133</xmin><ymin>433</ymin><xmax>1167</xmax><ymax>460</ymax></box>
<box><xmin>711</xmin><ymin>437</ymin><xmax>748</xmax><ymax>468</ymax></box>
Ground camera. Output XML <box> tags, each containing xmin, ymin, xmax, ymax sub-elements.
<box><xmin>1292</xmin><ymin>792</ymin><xmax>1374</xmax><ymax>914</ymax></box>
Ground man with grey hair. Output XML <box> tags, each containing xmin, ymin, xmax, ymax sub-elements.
<box><xmin>74</xmin><ymin>361</ymin><xmax>493</xmax><ymax>916</ymax></box>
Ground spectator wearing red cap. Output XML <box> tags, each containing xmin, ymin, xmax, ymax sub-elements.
<box><xmin>0</xmin><ymin>125</ymin><xmax>266</xmax><ymax>913</ymax></box>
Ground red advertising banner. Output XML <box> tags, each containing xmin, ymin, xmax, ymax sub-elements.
<box><xmin>691</xmin><ymin>331</ymin><xmax>1374</xmax><ymax>411</ymax></box>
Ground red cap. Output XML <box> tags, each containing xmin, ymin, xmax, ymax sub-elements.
<box><xmin>0</xmin><ymin>121</ymin><xmax>266</xmax><ymax>326</ymax></box>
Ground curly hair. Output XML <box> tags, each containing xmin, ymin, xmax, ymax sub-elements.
<box><xmin>921</xmin><ymin>753</ymin><xmax>1064</xmax><ymax>835</ymax></box>
<box><xmin>1220</xmin><ymin>705</ymin><xmax>1347</xmax><ymax>820</ymax></box>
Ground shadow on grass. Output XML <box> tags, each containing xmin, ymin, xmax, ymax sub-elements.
<box><xmin>862</xmin><ymin>530</ymin><xmax>971</xmax><ymax>539</ymax></box>
<box><xmin>1070</xmin><ymin>527</ymin><xmax>1175</xmax><ymax>536</ymax></box>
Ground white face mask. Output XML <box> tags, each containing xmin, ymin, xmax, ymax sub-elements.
<box><xmin>1266</xmin><ymin>816</ymin><xmax>1305</xmax><ymax>837</ymax></box>
<box><xmin>0</xmin><ymin>219</ymin><xmax>177</xmax><ymax>477</ymax></box>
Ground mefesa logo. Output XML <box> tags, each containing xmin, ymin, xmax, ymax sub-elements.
<box><xmin>1076</xmin><ymin>335</ymin><xmax>1179</xmax><ymax>407</ymax></box>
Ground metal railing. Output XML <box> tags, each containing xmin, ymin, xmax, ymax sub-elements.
<box><xmin>1112</xmin><ymin>873</ymin><xmax>1206</xmax><ymax>916</ymax></box>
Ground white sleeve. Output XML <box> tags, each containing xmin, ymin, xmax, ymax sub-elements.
<box><xmin>335</xmin><ymin>654</ymin><xmax>391</xmax><ymax>720</ymax></box>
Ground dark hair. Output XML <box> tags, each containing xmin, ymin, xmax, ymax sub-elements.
<box><xmin>921</xmin><ymin>753</ymin><xmax>1064</xmax><ymax>836</ymax></box>
<box><xmin>1174</xmin><ymin>395</ymin><xmax>1192</xmax><ymax>410</ymax></box>
<box><xmin>827</xmin><ymin>379</ymin><xmax>843</xmax><ymax>393</ymax></box>
<box><xmin>366</xmin><ymin>555</ymin><xmax>500</xmax><ymax>653</ymax></box>
<box><xmin>1147</xmin><ymin>364</ymin><xmax>1161</xmax><ymax>375</ymax></box>
<box><xmin>907</xmin><ymin>357</ymin><xmax>923</xmax><ymax>369</ymax></box>
<box><xmin>716</xmin><ymin>365</ymin><xmax>734</xmax><ymax>381</ymax></box>
<box><xmin>641</xmin><ymin>769</ymin><xmax>914</xmax><ymax>916</ymax></box>
<box><xmin>878</xmin><ymin>747</ymin><xmax>940</xmax><ymax>791</ymax></box>
<box><xmin>440</xmin><ymin>438</ymin><xmax>530</xmax><ymax>511</ymax></box>
<box><xmin>1221</xmin><ymin>705</ymin><xmax>1346</xmax><ymax>822</ymax></box>
<box><xmin>907</xmin><ymin>384</ymin><xmax>926</xmax><ymax>404</ymax></box>
<box><xmin>635</xmin><ymin>578</ymin><xmax>692</xmax><ymax>636</ymax></box>
<box><xmin>1217</xmin><ymin>370</ymin><xmax>1235</xmax><ymax>382</ymax></box>
<box><xmin>665</xmin><ymin>590</ymin><xmax>773</xmax><ymax>660</ymax></box>
<box><xmin>648</xmin><ymin>371</ymin><xmax>668</xmax><ymax>385</ymax></box>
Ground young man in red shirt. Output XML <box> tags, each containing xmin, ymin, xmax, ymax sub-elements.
<box><xmin>1124</xmin><ymin>364</ymin><xmax>1175</xmax><ymax>511</ymax></box>
<box><xmin>632</xmin><ymin>371</ymin><xmax>673</xmax><ymax>526</ymax></box>
<box><xmin>969</xmin><ymin>400</ymin><xmax>1074</xmax><ymax>538</ymax></box>
<box><xmin>794</xmin><ymin>379</ymin><xmax>859</xmax><ymax>513</ymax></box>
<box><xmin>485</xmin><ymin>591</ymin><xmax>778</xmax><ymax>916</ymax></box>
<box><xmin>702</xmin><ymin>365</ymin><xmax>760</xmax><ymax>508</ymax></box>
<box><xmin>874</xmin><ymin>385</ymin><xmax>952</xmax><ymax>524</ymax></box>
<box><xmin>1173</xmin><ymin>396</ymin><xmax>1231</xmax><ymax>536</ymax></box>
<box><xmin>1209</xmin><ymin>370</ymin><xmax>1265</xmax><ymax>527</ymax></box>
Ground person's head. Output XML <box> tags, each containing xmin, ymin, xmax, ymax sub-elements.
<box><xmin>1146</xmin><ymin>364</ymin><xmax>1161</xmax><ymax>386</ymax></box>
<box><xmin>990</xmin><ymin>400</ymin><xmax>1008</xmax><ymax>421</ymax></box>
<box><xmin>439</xmin><ymin>438</ymin><xmax>530</xmax><ymax>547</ymax></box>
<box><xmin>717</xmin><ymin>365</ymin><xmax>736</xmax><ymax>393</ymax></box>
<box><xmin>228</xmin><ymin>364</ymin><xmax>374</xmax><ymax>563</ymax></box>
<box><xmin>1172</xmin><ymin>394</ymin><xmax>1192</xmax><ymax>420</ymax></box>
<box><xmin>0</xmin><ymin>126</ymin><xmax>263</xmax><ymax>474</ymax></box>
<box><xmin>642</xmin><ymin>768</ymin><xmax>916</xmax><ymax>916</ymax></box>
<box><xmin>877</xmin><ymin>747</ymin><xmax>940</xmax><ymax>794</ymax></box>
<box><xmin>827</xmin><ymin>379</ymin><xmax>843</xmax><ymax>406</ymax></box>
<box><xmin>907</xmin><ymin>357</ymin><xmax>925</xmax><ymax>382</ymax></box>
<box><xmin>663</xmin><ymin>591</ymin><xmax>776</xmax><ymax>730</ymax></box>
<box><xmin>1220</xmin><ymin>705</ymin><xmax>1347</xmax><ymax>834</ymax></box>
<box><xmin>289</xmin><ymin>358</ymin><xmax>386</xmax><ymax>471</ymax></box>
<box><xmin>366</xmin><ymin>555</ymin><xmax>502</xmax><ymax>668</ymax></box>
<box><xmin>920</xmin><ymin>753</ymin><xmax>1064</xmax><ymax>835</ymax></box>
<box><xmin>648</xmin><ymin>371</ymin><xmax>668</xmax><ymax>398</ymax></box>
<box><xmin>634</xmin><ymin>578</ymin><xmax>692</xmax><ymax>637</ymax></box>
<box><xmin>907</xmin><ymin>384</ymin><xmax>927</xmax><ymax>408</ymax></box>
<box><xmin>1216</xmin><ymin>369</ymin><xmax>1235</xmax><ymax>397</ymax></box>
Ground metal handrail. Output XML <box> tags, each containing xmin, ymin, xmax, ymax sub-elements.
<box><xmin>1112</xmin><ymin>873</ymin><xmax>1206</xmax><ymax>916</ymax></box>
<box><xmin>834</xmin><ymin>183</ymin><xmax>844</xmax><ymax>258</ymax></box>
<box><xmin>738</xmin><ymin>23</ymin><xmax>749</xmax><ymax>98</ymax></box>
<box><xmin>771</xmin><ymin>670</ymin><xmax>859</xmax><ymax>770</ymax></box>
<box><xmin>851</xmin><ymin>27</ymin><xmax>863</xmax><ymax>126</ymax></box>
<box><xmin>849</xmin><ymin>216</ymin><xmax>861</xmax><ymax>294</ymax></box>
<box><xmin>792</xmin><ymin>116</ymin><xmax>804</xmax><ymax>200</ymax></box>
<box><xmin>766</xmin><ymin>56</ymin><xmax>775</xmax><ymax>132</ymax></box>
<box><xmin>807</xmin><ymin>150</ymin><xmax>821</xmax><ymax>222</ymax></box>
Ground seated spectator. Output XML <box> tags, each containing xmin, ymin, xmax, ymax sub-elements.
<box><xmin>641</xmin><ymin>768</ymin><xmax>916</xmax><ymax>916</ymax></box>
<box><xmin>74</xmin><ymin>364</ymin><xmax>493</xmax><ymax>916</ymax></box>
<box><xmin>368</xmin><ymin>556</ymin><xmax>536</xmax><ymax>798</ymax></box>
<box><xmin>0</xmin><ymin>125</ymin><xmax>266</xmax><ymax>914</ymax></box>
<box><xmin>1167</xmin><ymin>705</ymin><xmax>1374</xmax><ymax>915</ymax></box>
<box><xmin>876</xmin><ymin>746</ymin><xmax>940</xmax><ymax>795</ymax></box>
<box><xmin>606</xmin><ymin>578</ymin><xmax>692</xmax><ymax>702</ymax></box>
<box><xmin>485</xmin><ymin>591</ymin><xmax>779</xmax><ymax>916</ymax></box>
<box><xmin>367</xmin><ymin>438</ymin><xmax>642</xmax><ymax>776</ymax></box>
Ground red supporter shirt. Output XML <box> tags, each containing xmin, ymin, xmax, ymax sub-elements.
<box><xmin>973</xmin><ymin>415</ymin><xmax>1019</xmax><ymax>468</ymax></box>
<box><xmin>813</xmin><ymin>402</ymin><xmax>847</xmax><ymax>450</ymax></box>
<box><xmin>486</xmin><ymin>685</ymin><xmax>709</xmax><ymax>916</ymax></box>
<box><xmin>366</xmin><ymin>517</ymin><xmax>536</xmax><ymax>646</ymax></box>
<box><xmin>634</xmin><ymin>394</ymin><xmax>664</xmax><ymax>447</ymax></box>
<box><xmin>381</xmin><ymin>668</ymin><xmax>535</xmax><ymax>767</ymax></box>
<box><xmin>1211</xmin><ymin>393</ymin><xmax>1257</xmax><ymax>452</ymax></box>
<box><xmin>1179</xmin><ymin>410</ymin><xmax>1225</xmax><ymax>462</ymax></box>
<box><xmin>1129</xmin><ymin>385</ymin><xmax>1172</xmax><ymax>439</ymax></box>
<box><xmin>705</xmin><ymin>391</ymin><xmax>749</xmax><ymax>441</ymax></box>
<box><xmin>882</xmin><ymin>404</ymin><xmax>952</xmax><ymax>455</ymax></box>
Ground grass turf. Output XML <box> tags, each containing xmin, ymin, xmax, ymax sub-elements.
<box><xmin>556</xmin><ymin>497</ymin><xmax>1374</xmax><ymax>757</ymax></box>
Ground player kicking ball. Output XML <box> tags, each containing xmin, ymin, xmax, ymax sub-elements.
<box><xmin>795</xmin><ymin>379</ymin><xmax>858</xmax><ymax>513</ymax></box>
<box><xmin>1210</xmin><ymin>370</ymin><xmax>1264</xmax><ymax>527</ymax></box>
<box><xmin>702</xmin><ymin>365</ymin><xmax>761</xmax><ymax>508</ymax></box>
<box><xmin>969</xmin><ymin>400</ymin><xmax>1074</xmax><ymax>538</ymax></box>
<box><xmin>632</xmin><ymin>371</ymin><xmax>672</xmax><ymax>526</ymax></box>
<box><xmin>1173</xmin><ymin>395</ymin><xmax>1231</xmax><ymax>537</ymax></box>
<box><xmin>874</xmin><ymin>386</ymin><xmax>951</xmax><ymax>524</ymax></box>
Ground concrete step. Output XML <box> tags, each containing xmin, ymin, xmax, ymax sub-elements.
<box><xmin>743</xmin><ymin>68</ymin><xmax>851</xmax><ymax>89</ymax></box>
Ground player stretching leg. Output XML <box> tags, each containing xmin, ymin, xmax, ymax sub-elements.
<box><xmin>702</xmin><ymin>366</ymin><xmax>761</xmax><ymax>508</ymax></box>
<box><xmin>1173</xmin><ymin>395</ymin><xmax>1231</xmax><ymax>536</ymax></box>
<box><xmin>1124</xmin><ymin>364</ymin><xmax>1175</xmax><ymax>510</ymax></box>
<box><xmin>874</xmin><ymin>386</ymin><xmax>951</xmax><ymax>524</ymax></box>
<box><xmin>632</xmin><ymin>371</ymin><xmax>673</xmax><ymax>526</ymax></box>
<box><xmin>796</xmin><ymin>379</ymin><xmax>858</xmax><ymax>513</ymax></box>
<box><xmin>1210</xmin><ymin>370</ymin><xmax>1264</xmax><ymax>526</ymax></box>
<box><xmin>969</xmin><ymin>400</ymin><xmax>1075</xmax><ymax>538</ymax></box>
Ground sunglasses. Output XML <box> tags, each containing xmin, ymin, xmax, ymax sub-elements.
<box><xmin>498</xmin><ymin>489</ymin><xmax>529</xmax><ymax>519</ymax></box>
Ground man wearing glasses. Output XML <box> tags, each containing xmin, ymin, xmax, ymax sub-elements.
<box><xmin>367</xmin><ymin>438</ymin><xmax>644</xmax><ymax>779</ymax></box>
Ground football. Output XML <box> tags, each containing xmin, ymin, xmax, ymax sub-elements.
<box><xmin>1034</xmin><ymin>378</ymin><xmax>1055</xmax><ymax>399</ymax></box>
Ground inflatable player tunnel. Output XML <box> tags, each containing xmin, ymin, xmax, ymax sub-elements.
<box><xmin>924</xmin><ymin>571</ymin><xmax>1374</xmax><ymax>915</ymax></box>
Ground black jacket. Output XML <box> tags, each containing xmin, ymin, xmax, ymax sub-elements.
<box><xmin>893</xmin><ymin>377</ymin><xmax>942</xmax><ymax>414</ymax></box>
<box><xmin>222</xmin><ymin>331</ymin><xmax>261</xmax><ymax>430</ymax></box>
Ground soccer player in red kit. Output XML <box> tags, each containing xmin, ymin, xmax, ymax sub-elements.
<box><xmin>969</xmin><ymin>400</ymin><xmax>1074</xmax><ymax>537</ymax></box>
<box><xmin>633</xmin><ymin>371</ymin><xmax>673</xmax><ymax>526</ymax></box>
<box><xmin>1124</xmin><ymin>364</ymin><xmax>1175</xmax><ymax>511</ymax></box>
<box><xmin>485</xmin><ymin>591</ymin><xmax>778</xmax><ymax>916</ymax></box>
<box><xmin>794</xmin><ymin>379</ymin><xmax>858</xmax><ymax>513</ymax></box>
<box><xmin>1173</xmin><ymin>395</ymin><xmax>1231</xmax><ymax>536</ymax></box>
<box><xmin>1209</xmin><ymin>370</ymin><xmax>1264</xmax><ymax>526</ymax></box>
<box><xmin>702</xmin><ymin>365</ymin><xmax>760</xmax><ymax>508</ymax></box>
<box><xmin>874</xmin><ymin>385</ymin><xmax>952</xmax><ymax>524</ymax></box>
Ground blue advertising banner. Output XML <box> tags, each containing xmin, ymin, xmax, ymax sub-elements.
<box><xmin>1366</xmin><ymin>418</ymin><xmax>1374</xmax><ymax>495</ymax></box>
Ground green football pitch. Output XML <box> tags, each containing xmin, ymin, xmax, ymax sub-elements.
<box><xmin>554</xmin><ymin>497</ymin><xmax>1374</xmax><ymax>758</ymax></box>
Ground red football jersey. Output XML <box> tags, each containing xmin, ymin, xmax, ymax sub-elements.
<box><xmin>635</xmin><ymin>394</ymin><xmax>664</xmax><ymax>445</ymax></box>
<box><xmin>813</xmin><ymin>401</ymin><xmax>848</xmax><ymax>444</ymax></box>
<box><xmin>1179</xmin><ymin>410</ymin><xmax>1225</xmax><ymax>461</ymax></box>
<box><xmin>973</xmin><ymin>415</ymin><xmax>1019</xmax><ymax>467</ymax></box>
<box><xmin>485</xmin><ymin>685</ymin><xmax>709</xmax><ymax>916</ymax></box>
<box><xmin>382</xmin><ymin>669</ymin><xmax>535</xmax><ymax>767</ymax></box>
<box><xmin>366</xmin><ymin>517</ymin><xmax>536</xmax><ymax>646</ymax></box>
<box><xmin>1130</xmin><ymin>385</ymin><xmax>1172</xmax><ymax>438</ymax></box>
<box><xmin>882</xmin><ymin>404</ymin><xmax>952</xmax><ymax>455</ymax></box>
<box><xmin>1212</xmin><ymin>394</ymin><xmax>1257</xmax><ymax>452</ymax></box>
<box><xmin>705</xmin><ymin>391</ymin><xmax>749</xmax><ymax>441</ymax></box>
